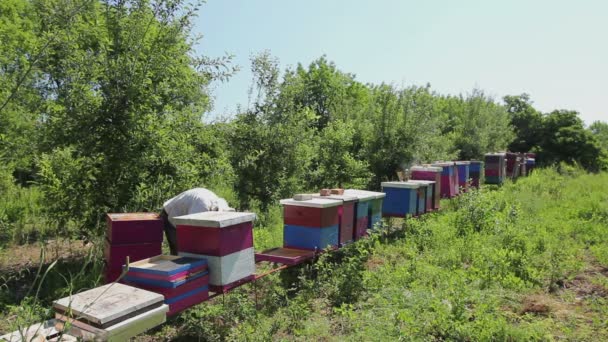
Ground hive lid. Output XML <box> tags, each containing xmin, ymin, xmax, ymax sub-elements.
<box><xmin>280</xmin><ymin>198</ymin><xmax>343</xmax><ymax>208</ymax></box>
<box><xmin>411</xmin><ymin>165</ymin><xmax>442</xmax><ymax>172</ymax></box>
<box><xmin>381</xmin><ymin>181</ymin><xmax>422</xmax><ymax>189</ymax></box>
<box><xmin>454</xmin><ymin>161</ymin><xmax>471</xmax><ymax>165</ymax></box>
<box><xmin>408</xmin><ymin>180</ymin><xmax>436</xmax><ymax>186</ymax></box>
<box><xmin>126</xmin><ymin>255</ymin><xmax>207</xmax><ymax>276</ymax></box>
<box><xmin>53</xmin><ymin>283</ymin><xmax>164</xmax><ymax>327</ymax></box>
<box><xmin>172</xmin><ymin>211</ymin><xmax>256</xmax><ymax>228</ymax></box>
<box><xmin>310</xmin><ymin>194</ymin><xmax>358</xmax><ymax>203</ymax></box>
<box><xmin>485</xmin><ymin>152</ymin><xmax>506</xmax><ymax>156</ymax></box>
<box><xmin>106</xmin><ymin>213</ymin><xmax>160</xmax><ymax>222</ymax></box>
<box><xmin>344</xmin><ymin>189</ymin><xmax>386</xmax><ymax>199</ymax></box>
<box><xmin>431</xmin><ymin>161</ymin><xmax>455</xmax><ymax>167</ymax></box>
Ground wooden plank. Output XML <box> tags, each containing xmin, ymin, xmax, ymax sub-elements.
<box><xmin>255</xmin><ymin>247</ymin><xmax>315</xmax><ymax>265</ymax></box>
<box><xmin>53</xmin><ymin>283</ymin><xmax>164</xmax><ymax>327</ymax></box>
<box><xmin>1</xmin><ymin>319</ymin><xmax>78</xmax><ymax>342</ymax></box>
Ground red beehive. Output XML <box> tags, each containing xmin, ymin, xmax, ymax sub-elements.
<box><xmin>106</xmin><ymin>213</ymin><xmax>163</xmax><ymax>245</ymax></box>
<box><xmin>173</xmin><ymin>212</ymin><xmax>256</xmax><ymax>257</ymax></box>
<box><xmin>410</xmin><ymin>165</ymin><xmax>442</xmax><ymax>210</ymax></box>
<box><xmin>311</xmin><ymin>194</ymin><xmax>357</xmax><ymax>246</ymax></box>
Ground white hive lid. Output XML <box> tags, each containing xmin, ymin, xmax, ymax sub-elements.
<box><xmin>310</xmin><ymin>194</ymin><xmax>359</xmax><ymax>202</ymax></box>
<box><xmin>172</xmin><ymin>211</ymin><xmax>256</xmax><ymax>228</ymax></box>
<box><xmin>381</xmin><ymin>181</ymin><xmax>422</xmax><ymax>189</ymax></box>
<box><xmin>280</xmin><ymin>197</ymin><xmax>343</xmax><ymax>208</ymax></box>
<box><xmin>408</xmin><ymin>180</ymin><xmax>435</xmax><ymax>186</ymax></box>
<box><xmin>454</xmin><ymin>161</ymin><xmax>471</xmax><ymax>165</ymax></box>
<box><xmin>411</xmin><ymin>165</ymin><xmax>442</xmax><ymax>172</ymax></box>
<box><xmin>52</xmin><ymin>283</ymin><xmax>164</xmax><ymax>326</ymax></box>
<box><xmin>344</xmin><ymin>189</ymin><xmax>386</xmax><ymax>200</ymax></box>
<box><xmin>431</xmin><ymin>161</ymin><xmax>455</xmax><ymax>167</ymax></box>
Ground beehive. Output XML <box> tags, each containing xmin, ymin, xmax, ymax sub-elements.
<box><xmin>410</xmin><ymin>165</ymin><xmax>442</xmax><ymax>210</ymax></box>
<box><xmin>341</xmin><ymin>190</ymin><xmax>375</xmax><ymax>239</ymax></box>
<box><xmin>172</xmin><ymin>212</ymin><xmax>256</xmax><ymax>290</ymax></box>
<box><xmin>122</xmin><ymin>255</ymin><xmax>210</xmax><ymax>316</ymax></box>
<box><xmin>431</xmin><ymin>162</ymin><xmax>458</xmax><ymax>198</ymax></box>
<box><xmin>381</xmin><ymin>182</ymin><xmax>421</xmax><ymax>217</ymax></box>
<box><xmin>468</xmin><ymin>161</ymin><xmax>484</xmax><ymax>188</ymax></box>
<box><xmin>484</xmin><ymin>153</ymin><xmax>506</xmax><ymax>184</ymax></box>
<box><xmin>344</xmin><ymin>189</ymin><xmax>385</xmax><ymax>230</ymax></box>
<box><xmin>311</xmin><ymin>194</ymin><xmax>358</xmax><ymax>246</ymax></box>
<box><xmin>104</xmin><ymin>213</ymin><xmax>163</xmax><ymax>283</ymax></box>
<box><xmin>408</xmin><ymin>180</ymin><xmax>435</xmax><ymax>213</ymax></box>
<box><xmin>454</xmin><ymin>161</ymin><xmax>471</xmax><ymax>192</ymax></box>
<box><xmin>280</xmin><ymin>198</ymin><xmax>342</xmax><ymax>250</ymax></box>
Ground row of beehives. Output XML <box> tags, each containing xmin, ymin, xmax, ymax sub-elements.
<box><xmin>2</xmin><ymin>156</ymin><xmax>536</xmax><ymax>341</ymax></box>
<box><xmin>485</xmin><ymin>152</ymin><xmax>536</xmax><ymax>184</ymax></box>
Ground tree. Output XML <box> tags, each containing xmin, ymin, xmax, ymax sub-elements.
<box><xmin>503</xmin><ymin>94</ymin><xmax>543</xmax><ymax>153</ymax></box>
<box><xmin>589</xmin><ymin>121</ymin><xmax>608</xmax><ymax>151</ymax></box>
<box><xmin>27</xmin><ymin>0</ymin><xmax>235</xmax><ymax>235</ymax></box>
<box><xmin>540</xmin><ymin>110</ymin><xmax>604</xmax><ymax>171</ymax></box>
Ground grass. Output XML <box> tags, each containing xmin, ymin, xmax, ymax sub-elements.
<box><xmin>2</xmin><ymin>167</ymin><xmax>607</xmax><ymax>341</ymax></box>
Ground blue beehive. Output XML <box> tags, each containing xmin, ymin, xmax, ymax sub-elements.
<box><xmin>381</xmin><ymin>182</ymin><xmax>421</xmax><ymax>217</ymax></box>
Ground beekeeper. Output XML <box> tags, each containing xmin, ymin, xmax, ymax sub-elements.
<box><xmin>161</xmin><ymin>188</ymin><xmax>234</xmax><ymax>255</ymax></box>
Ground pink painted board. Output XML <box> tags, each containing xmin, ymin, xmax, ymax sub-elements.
<box><xmin>353</xmin><ymin>216</ymin><xmax>368</xmax><ymax>240</ymax></box>
<box><xmin>254</xmin><ymin>247</ymin><xmax>315</xmax><ymax>265</ymax></box>
<box><xmin>176</xmin><ymin>222</ymin><xmax>253</xmax><ymax>257</ymax></box>
<box><xmin>339</xmin><ymin>202</ymin><xmax>355</xmax><ymax>245</ymax></box>
<box><xmin>106</xmin><ymin>213</ymin><xmax>163</xmax><ymax>244</ymax></box>
<box><xmin>127</xmin><ymin>263</ymin><xmax>208</xmax><ymax>282</ymax></box>
<box><xmin>103</xmin><ymin>239</ymin><xmax>162</xmax><ymax>274</ymax></box>
<box><xmin>167</xmin><ymin>289</ymin><xmax>209</xmax><ymax>316</ymax></box>
<box><xmin>126</xmin><ymin>273</ymin><xmax>210</xmax><ymax>299</ymax></box>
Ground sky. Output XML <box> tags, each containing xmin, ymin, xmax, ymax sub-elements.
<box><xmin>194</xmin><ymin>0</ymin><xmax>607</xmax><ymax>125</ymax></box>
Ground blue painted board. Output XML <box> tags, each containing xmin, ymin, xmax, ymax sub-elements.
<box><xmin>124</xmin><ymin>270</ymin><xmax>209</xmax><ymax>288</ymax></box>
<box><xmin>284</xmin><ymin>224</ymin><xmax>339</xmax><ymax>250</ymax></box>
<box><xmin>356</xmin><ymin>200</ymin><xmax>370</xmax><ymax>219</ymax></box>
<box><xmin>382</xmin><ymin>187</ymin><xmax>416</xmax><ymax>217</ymax></box>
<box><xmin>165</xmin><ymin>285</ymin><xmax>209</xmax><ymax>305</ymax></box>
<box><xmin>127</xmin><ymin>256</ymin><xmax>208</xmax><ymax>277</ymax></box>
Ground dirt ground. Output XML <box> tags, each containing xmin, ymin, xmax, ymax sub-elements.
<box><xmin>0</xmin><ymin>239</ymin><xmax>91</xmax><ymax>275</ymax></box>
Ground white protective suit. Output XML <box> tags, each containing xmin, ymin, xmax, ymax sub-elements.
<box><xmin>163</xmin><ymin>188</ymin><xmax>234</xmax><ymax>224</ymax></box>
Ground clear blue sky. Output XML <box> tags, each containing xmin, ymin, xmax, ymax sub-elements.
<box><xmin>194</xmin><ymin>0</ymin><xmax>607</xmax><ymax>125</ymax></box>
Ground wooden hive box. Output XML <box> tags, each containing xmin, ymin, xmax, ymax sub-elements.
<box><xmin>431</xmin><ymin>162</ymin><xmax>457</xmax><ymax>198</ymax></box>
<box><xmin>344</xmin><ymin>189</ymin><xmax>386</xmax><ymax>230</ymax></box>
<box><xmin>380</xmin><ymin>182</ymin><xmax>421</xmax><ymax>217</ymax></box>
<box><xmin>53</xmin><ymin>283</ymin><xmax>168</xmax><ymax>341</ymax></box>
<box><xmin>281</xmin><ymin>198</ymin><xmax>342</xmax><ymax>250</ymax></box>
<box><xmin>411</xmin><ymin>166</ymin><xmax>442</xmax><ymax>210</ymax></box>
<box><xmin>468</xmin><ymin>161</ymin><xmax>484</xmax><ymax>188</ymax></box>
<box><xmin>484</xmin><ymin>153</ymin><xmax>506</xmax><ymax>184</ymax></box>
<box><xmin>408</xmin><ymin>180</ymin><xmax>435</xmax><ymax>213</ymax></box>
<box><xmin>342</xmin><ymin>190</ymin><xmax>375</xmax><ymax>240</ymax></box>
<box><xmin>106</xmin><ymin>213</ymin><xmax>163</xmax><ymax>245</ymax></box>
<box><xmin>454</xmin><ymin>161</ymin><xmax>471</xmax><ymax>192</ymax></box>
<box><xmin>311</xmin><ymin>194</ymin><xmax>358</xmax><ymax>246</ymax></box>
<box><xmin>123</xmin><ymin>255</ymin><xmax>210</xmax><ymax>316</ymax></box>
<box><xmin>104</xmin><ymin>240</ymin><xmax>162</xmax><ymax>283</ymax></box>
<box><xmin>172</xmin><ymin>212</ymin><xmax>256</xmax><ymax>257</ymax></box>
<box><xmin>179</xmin><ymin>248</ymin><xmax>255</xmax><ymax>290</ymax></box>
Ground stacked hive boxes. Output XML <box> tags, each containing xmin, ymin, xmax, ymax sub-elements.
<box><xmin>381</xmin><ymin>182</ymin><xmax>421</xmax><ymax>217</ymax></box>
<box><xmin>469</xmin><ymin>161</ymin><xmax>484</xmax><ymax>188</ymax></box>
<box><xmin>484</xmin><ymin>153</ymin><xmax>506</xmax><ymax>184</ymax></box>
<box><xmin>173</xmin><ymin>212</ymin><xmax>256</xmax><ymax>292</ymax></box>
<box><xmin>344</xmin><ymin>189</ymin><xmax>385</xmax><ymax>230</ymax></box>
<box><xmin>105</xmin><ymin>213</ymin><xmax>163</xmax><ymax>283</ymax></box>
<box><xmin>410</xmin><ymin>165</ymin><xmax>442</xmax><ymax>210</ymax></box>
<box><xmin>280</xmin><ymin>198</ymin><xmax>342</xmax><ymax>250</ymax></box>
<box><xmin>408</xmin><ymin>180</ymin><xmax>435</xmax><ymax>213</ymax></box>
<box><xmin>123</xmin><ymin>255</ymin><xmax>209</xmax><ymax>316</ymax></box>
<box><xmin>340</xmin><ymin>191</ymin><xmax>375</xmax><ymax>239</ymax></box>
<box><xmin>53</xmin><ymin>283</ymin><xmax>168</xmax><ymax>341</ymax></box>
<box><xmin>431</xmin><ymin>162</ymin><xmax>458</xmax><ymax>198</ymax></box>
<box><xmin>311</xmin><ymin>194</ymin><xmax>358</xmax><ymax>246</ymax></box>
<box><xmin>454</xmin><ymin>161</ymin><xmax>470</xmax><ymax>192</ymax></box>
